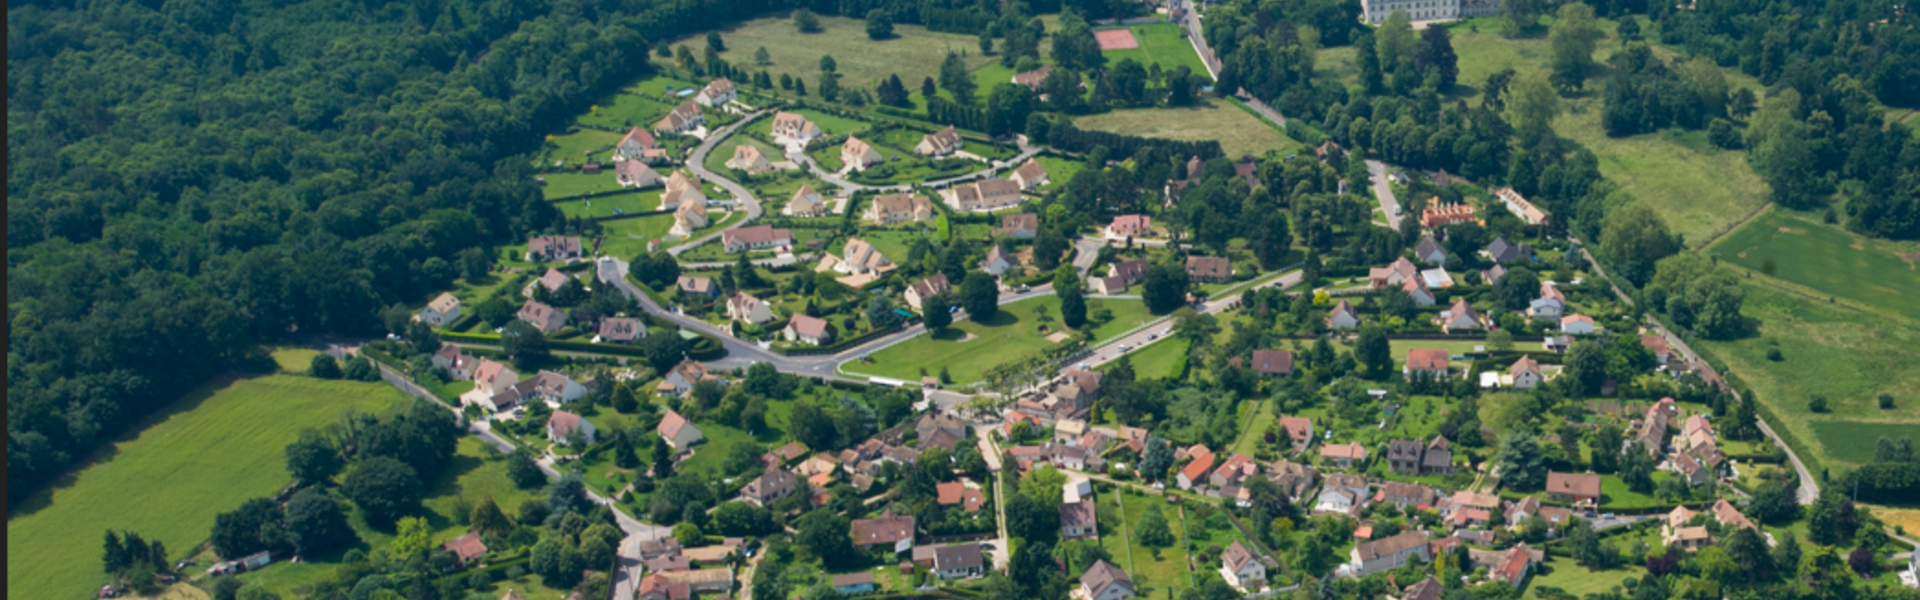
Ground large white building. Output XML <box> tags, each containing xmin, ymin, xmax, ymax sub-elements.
<box><xmin>1361</xmin><ymin>0</ymin><xmax>1501</xmax><ymax>24</ymax></box>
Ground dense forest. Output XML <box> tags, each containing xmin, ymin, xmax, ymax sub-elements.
<box><xmin>2</xmin><ymin>0</ymin><xmax>792</xmax><ymax>502</ymax></box>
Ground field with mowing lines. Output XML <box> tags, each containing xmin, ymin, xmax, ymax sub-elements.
<box><xmin>1708</xmin><ymin>208</ymin><xmax>1920</xmax><ymax>321</ymax></box>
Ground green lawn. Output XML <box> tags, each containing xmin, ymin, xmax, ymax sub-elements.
<box><xmin>597</xmin><ymin>214</ymin><xmax>678</xmax><ymax>259</ymax></box>
<box><xmin>1099</xmin><ymin>23</ymin><xmax>1210</xmax><ymax>78</ymax></box>
<box><xmin>705</xmin><ymin>134</ymin><xmax>790</xmax><ymax>176</ymax></box>
<box><xmin>546</xmin><ymin>128</ymin><xmax>624</xmax><ymax>168</ymax></box>
<box><xmin>7</xmin><ymin>375</ymin><xmax>409</xmax><ymax>600</ymax></box>
<box><xmin>1033</xmin><ymin>155</ymin><xmax>1085</xmax><ymax>192</ymax></box>
<box><xmin>1075</xmin><ymin>98</ymin><xmax>1297</xmax><ymax>160</ymax></box>
<box><xmin>1229</xmin><ymin>396</ymin><xmax>1277</xmax><ymax>456</ymax></box>
<box><xmin>541</xmin><ymin>171</ymin><xmax>630</xmax><ymax>200</ymax></box>
<box><xmin>782</xmin><ymin>108</ymin><xmax>871</xmax><ymax>137</ymax></box>
<box><xmin>1692</xmin><ymin>283</ymin><xmax>1920</xmax><ymax>470</ymax></box>
<box><xmin>1099</xmin><ymin>488</ymin><xmax>1194</xmax><ymax>594</ymax></box>
<box><xmin>557</xmin><ymin>189</ymin><xmax>663</xmax><ymax>219</ymax></box>
<box><xmin>855</xmin><ymin>229</ymin><xmax>935</xmax><ymax>264</ymax></box>
<box><xmin>1597</xmin><ymin>472</ymin><xmax>1672</xmax><ymax>509</ymax></box>
<box><xmin>1706</xmin><ymin>207</ymin><xmax>1920</xmax><ymax>321</ymax></box>
<box><xmin>860</xmin><ymin>296</ymin><xmax>1154</xmax><ymax>384</ymax></box>
<box><xmin>573</xmin><ymin>74</ymin><xmax>707</xmax><ymax>131</ymax></box>
<box><xmin>691</xmin><ymin>15</ymin><xmax>994</xmax><ymax>97</ymax></box>
<box><xmin>1527</xmin><ymin>557</ymin><xmax>1634</xmax><ymax>599</ymax></box>
<box><xmin>272</xmin><ymin>347</ymin><xmax>322</xmax><ymax>373</ymax></box>
<box><xmin>1115</xmin><ymin>337</ymin><xmax>1188</xmax><ymax>381</ymax></box>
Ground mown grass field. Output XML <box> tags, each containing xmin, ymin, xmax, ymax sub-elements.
<box><xmin>1098</xmin><ymin>487</ymin><xmax>1194</xmax><ymax>593</ymax></box>
<box><xmin>860</xmin><ymin>295</ymin><xmax>1154</xmax><ymax>383</ymax></box>
<box><xmin>597</xmin><ymin>213</ymin><xmax>678</xmax><ymax>258</ymax></box>
<box><xmin>1116</xmin><ymin>337</ymin><xmax>1188</xmax><ymax>381</ymax></box>
<box><xmin>556</xmin><ymin>189</ymin><xmax>664</xmax><ymax>219</ymax></box>
<box><xmin>1529</xmin><ymin>557</ymin><xmax>1632</xmax><ymax>599</ymax></box>
<box><xmin>573</xmin><ymin>75</ymin><xmax>707</xmax><ymax>131</ymax></box>
<box><xmin>547</xmin><ymin>128</ymin><xmax>624</xmax><ymax>167</ymax></box>
<box><xmin>1098</xmin><ymin>23</ymin><xmax>1209</xmax><ymax>77</ymax></box>
<box><xmin>1694</xmin><ymin>283</ymin><xmax>1920</xmax><ymax>470</ymax></box>
<box><xmin>1033</xmin><ymin>155</ymin><xmax>1085</xmax><ymax>191</ymax></box>
<box><xmin>1810</xmin><ymin>422</ymin><xmax>1920</xmax><ymax>466</ymax></box>
<box><xmin>1707</xmin><ymin>208</ymin><xmax>1920</xmax><ymax>321</ymax></box>
<box><xmin>691</xmin><ymin>14</ymin><xmax>994</xmax><ymax>93</ymax></box>
<box><xmin>541</xmin><ymin>171</ymin><xmax>630</xmax><ymax>200</ymax></box>
<box><xmin>1075</xmin><ymin>98</ymin><xmax>1296</xmax><ymax>160</ymax></box>
<box><xmin>7</xmin><ymin>372</ymin><xmax>409</xmax><ymax>600</ymax></box>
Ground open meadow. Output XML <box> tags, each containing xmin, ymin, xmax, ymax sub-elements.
<box><xmin>1075</xmin><ymin>98</ymin><xmax>1297</xmax><ymax>159</ymax></box>
<box><xmin>7</xmin><ymin>372</ymin><xmax>409</xmax><ymax>600</ymax></box>
<box><xmin>691</xmin><ymin>14</ymin><xmax>994</xmax><ymax>92</ymax></box>
<box><xmin>1706</xmin><ymin>207</ymin><xmax>1920</xmax><ymax>321</ymax></box>
<box><xmin>858</xmin><ymin>295</ymin><xmax>1153</xmax><ymax>384</ymax></box>
<box><xmin>1693</xmin><ymin>283</ymin><xmax>1920</xmax><ymax>470</ymax></box>
<box><xmin>1098</xmin><ymin>22</ymin><xmax>1210</xmax><ymax>76</ymax></box>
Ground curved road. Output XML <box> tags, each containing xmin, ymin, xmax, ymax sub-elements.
<box><xmin>671</xmin><ymin>110</ymin><xmax>771</xmax><ymax>256</ymax></box>
<box><xmin>795</xmin><ymin>135</ymin><xmax>1042</xmax><ymax>195</ymax></box>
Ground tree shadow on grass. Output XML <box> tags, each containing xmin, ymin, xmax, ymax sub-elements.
<box><xmin>970</xmin><ymin>310</ymin><xmax>1021</xmax><ymax>328</ymax></box>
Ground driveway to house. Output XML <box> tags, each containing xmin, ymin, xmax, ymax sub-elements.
<box><xmin>1366</xmin><ymin>160</ymin><xmax>1404</xmax><ymax>229</ymax></box>
<box><xmin>673</xmin><ymin>111</ymin><xmax>770</xmax><ymax>256</ymax></box>
<box><xmin>1071</xmin><ymin>238</ymin><xmax>1105</xmax><ymax>277</ymax></box>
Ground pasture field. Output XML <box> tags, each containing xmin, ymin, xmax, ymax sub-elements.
<box><xmin>1693</xmin><ymin>283</ymin><xmax>1920</xmax><ymax>470</ymax></box>
<box><xmin>6</xmin><ymin>374</ymin><xmax>408</xmax><ymax>600</ymax></box>
<box><xmin>1315</xmin><ymin>17</ymin><xmax>1773</xmax><ymax>247</ymax></box>
<box><xmin>1707</xmin><ymin>208</ymin><xmax>1920</xmax><ymax>321</ymax></box>
<box><xmin>540</xmin><ymin>171</ymin><xmax>630</xmax><ymax>200</ymax></box>
<box><xmin>859</xmin><ymin>296</ymin><xmax>1154</xmax><ymax>383</ymax></box>
<box><xmin>691</xmin><ymin>15</ymin><xmax>994</xmax><ymax>94</ymax></box>
<box><xmin>1098</xmin><ymin>23</ymin><xmax>1210</xmax><ymax>77</ymax></box>
<box><xmin>556</xmin><ymin>189</ymin><xmax>664</xmax><ymax>219</ymax></box>
<box><xmin>1075</xmin><ymin>99</ymin><xmax>1297</xmax><ymax>160</ymax></box>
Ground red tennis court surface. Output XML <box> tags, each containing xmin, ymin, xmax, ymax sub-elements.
<box><xmin>1095</xmin><ymin>29</ymin><xmax>1138</xmax><ymax>50</ymax></box>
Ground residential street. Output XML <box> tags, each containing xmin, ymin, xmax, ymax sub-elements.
<box><xmin>795</xmin><ymin>135</ymin><xmax>1041</xmax><ymax>196</ymax></box>
<box><xmin>1056</xmin><ymin>269</ymin><xmax>1304</xmax><ymax>378</ymax></box>
<box><xmin>673</xmin><ymin>110</ymin><xmax>770</xmax><ymax>256</ymax></box>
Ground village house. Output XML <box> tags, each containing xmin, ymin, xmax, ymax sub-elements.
<box><xmin>1642</xmin><ymin>335</ymin><xmax>1673</xmax><ymax>363</ymax></box>
<box><xmin>783</xmin><ymin>314</ymin><xmax>832</xmax><ymax>346</ymax></box>
<box><xmin>1379</xmin><ymin>481</ymin><xmax>1437</xmax><ymax>509</ymax></box>
<box><xmin>725</xmin><ymin>292</ymin><xmax>775</xmax><ymax>324</ymax></box>
<box><xmin>1486</xmin><ymin>237</ymin><xmax>1529</xmax><ymax>263</ymax></box>
<box><xmin>995</xmin><ymin>213</ymin><xmax>1040</xmax><ymax>238</ymax></box>
<box><xmin>1073</xmin><ymin>560</ymin><xmax>1135</xmax><ymax>600</ymax></box>
<box><xmin>1546</xmin><ymin>471</ymin><xmax>1602</xmax><ymax>505</ymax></box>
<box><xmin>1487</xmin><ymin>544</ymin><xmax>1540</xmax><ymax>588</ymax></box>
<box><xmin>1348</xmin><ymin>531</ymin><xmax>1432</xmax><ymax>577</ymax></box>
<box><xmin>677</xmin><ymin>275</ymin><xmax>719</xmax><ymax>299</ymax></box>
<box><xmin>838</xmin><ymin>237</ymin><xmax>893</xmax><ymax>275</ymax></box>
<box><xmin>1220</xmin><ymin>541</ymin><xmax>1268</xmax><ymax>590</ymax></box>
<box><xmin>660</xmin><ymin>170</ymin><xmax>707</xmax><ymax>211</ymax></box>
<box><xmin>615</xmin><ymin>127</ymin><xmax>658</xmax><ymax>161</ymax></box>
<box><xmin>431</xmin><ymin>343</ymin><xmax>478</xmax><ymax>380</ymax></box>
<box><xmin>1530</xmin><ymin>282</ymin><xmax>1568</xmax><ymax>320</ymax></box>
<box><xmin>1278</xmin><ymin>416</ymin><xmax>1314</xmax><ymax>451</ymax></box>
<box><xmin>442</xmin><ymin>532</ymin><xmax>488</xmax><ymax>568</ymax></box>
<box><xmin>725</xmin><ymin>143</ymin><xmax>774</xmax><ymax>174</ymax></box>
<box><xmin>1388</xmin><ymin>437</ymin><xmax>1454</xmax><ymax>476</ymax></box>
<box><xmin>1543</xmin><ymin>334</ymin><xmax>1574</xmax><ymax>353</ymax></box>
<box><xmin>594</xmin><ymin>317</ymin><xmax>644</xmax><ymax>344</ymax></box>
<box><xmin>523</xmin><ymin>268</ymin><xmax>572</xmax><ymax>298</ymax></box>
<box><xmin>945</xmin><ymin>178</ymin><xmax>1024</xmax><ymax>212</ymax></box>
<box><xmin>1393</xmin><ymin>577</ymin><xmax>1444</xmax><ymax>600</ymax></box>
<box><xmin>1011</xmin><ymin>157</ymin><xmax>1050</xmax><ymax>190</ymax></box>
<box><xmin>1414</xmin><ymin>236</ymin><xmax>1447</xmax><ymax>265</ymax></box>
<box><xmin>1561</xmin><ymin>314</ymin><xmax>1597</xmax><ymax>334</ymax></box>
<box><xmin>1404</xmin><ymin>348</ymin><xmax>1451</xmax><ymax>379</ymax></box>
<box><xmin>1185</xmin><ymin>255</ymin><xmax>1233</xmax><ymax>283</ymax></box>
<box><xmin>1176</xmin><ymin>446</ymin><xmax>1216</xmax><ymax>490</ymax></box>
<box><xmin>1484</xmin><ymin>263</ymin><xmax>1509</xmax><ymax>285</ymax></box>
<box><xmin>720</xmin><ymin>224</ymin><xmax>794</xmax><ymax>253</ymax></box>
<box><xmin>615</xmin><ymin>160</ymin><xmax>663</xmax><ymax>188</ymax></box>
<box><xmin>770</xmin><ymin>111</ymin><xmax>822</xmax><ymax>142</ymax></box>
<box><xmin>1209</xmin><ymin>453</ymin><xmax>1258</xmax><ymax>488</ymax></box>
<box><xmin>842</xmin><ymin>137</ymin><xmax>884</xmax><ymax>170</ymax></box>
<box><xmin>1327</xmin><ymin>300</ymin><xmax>1361</xmax><ymax>330</ymax></box>
<box><xmin>654</xmin><ymin>101</ymin><xmax>705</xmax><ymax>134</ymax></box>
<box><xmin>1420</xmin><ymin>201</ymin><xmax>1480</xmax><ymax>228</ymax></box>
<box><xmin>1440</xmin><ymin>297</ymin><xmax>1484</xmax><ymax>332</ymax></box>
<box><xmin>852</xmin><ymin>513</ymin><xmax>916</xmax><ymax>552</ymax></box>
<box><xmin>1314</xmin><ymin>473</ymin><xmax>1371</xmax><ymax>517</ymax></box>
<box><xmin>742</xmin><ymin>469</ymin><xmax>797</xmax><ymax>506</ymax></box>
<box><xmin>905</xmin><ymin>273</ymin><xmax>952</xmax><ymax>311</ymax></box>
<box><xmin>1109</xmin><ymin>259</ymin><xmax>1149</xmax><ymax>288</ymax></box>
<box><xmin>932</xmin><ymin>544</ymin><xmax>985</xmax><ymax>579</ymax></box>
<box><xmin>1508</xmin><ymin>355</ymin><xmax>1543</xmax><ymax>389</ymax></box>
<box><xmin>1089</xmin><ymin>275</ymin><xmax>1128</xmax><ymax>295</ymax></box>
<box><xmin>642</xmin><ymin>569</ymin><xmax>731</xmax><ymax>597</ymax></box>
<box><xmin>1370</xmin><ymin>257</ymin><xmax>1421</xmax><ymax>289</ymax></box>
<box><xmin>483</xmin><ymin>370</ymin><xmax>589</xmax><ymax>411</ymax></box>
<box><xmin>1497</xmin><ymin>187</ymin><xmax>1549</xmax><ymax>225</ymax></box>
<box><xmin>1108</xmin><ymin>215</ymin><xmax>1153</xmax><ymax>238</ymax></box>
<box><xmin>657</xmin><ymin>409</ymin><xmax>705</xmax><ymax>450</ymax></box>
<box><xmin>694</xmin><ymin>78</ymin><xmax>737</xmax><ymax>107</ymax></box>
<box><xmin>516</xmin><ymin>300</ymin><xmax>568</xmax><ymax>333</ymax></box>
<box><xmin>864</xmin><ymin>193</ymin><xmax>936</xmax><ymax>225</ymax></box>
<box><xmin>916</xmin><ymin>126</ymin><xmax>964</xmax><ymax>157</ymax></box>
<box><xmin>1012</xmin><ymin>64</ymin><xmax>1053</xmax><ymax>90</ymax></box>
<box><xmin>1251</xmin><ymin>349</ymin><xmax>1295</xmax><ymax>378</ymax></box>
<box><xmin>936</xmin><ymin>481</ymin><xmax>985</xmax><ymax>512</ymax></box>
<box><xmin>1061</xmin><ymin>500</ymin><xmax>1099</xmax><ymax>539</ymax></box>
<box><xmin>471</xmin><ymin>359</ymin><xmax>519</xmax><ymax>398</ymax></box>
<box><xmin>525</xmin><ymin>236</ymin><xmax>584</xmax><ymax>262</ymax></box>
<box><xmin>417</xmin><ymin>293</ymin><xmax>462</xmax><ymax>327</ymax></box>
<box><xmin>1267</xmin><ymin>460</ymin><xmax>1318</xmax><ymax>500</ymax></box>
<box><xmin>545</xmin><ymin>411</ymin><xmax>596</xmax><ymax>445</ymax></box>
<box><xmin>1638</xmin><ymin>397</ymin><xmax>1675</xmax><ymax>455</ymax></box>
<box><xmin>981</xmin><ymin>245</ymin><xmax>1017</xmax><ymax>276</ymax></box>
<box><xmin>784</xmin><ymin>184</ymin><xmax>829</xmax><ymax>217</ymax></box>
<box><xmin>1320</xmin><ymin>442</ymin><xmax>1368</xmax><ymax>469</ymax></box>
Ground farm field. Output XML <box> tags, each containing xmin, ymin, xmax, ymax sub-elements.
<box><xmin>7</xmin><ymin>372</ymin><xmax>409</xmax><ymax>600</ymax></box>
<box><xmin>691</xmin><ymin>15</ymin><xmax>994</xmax><ymax>96</ymax></box>
<box><xmin>1098</xmin><ymin>23</ymin><xmax>1210</xmax><ymax>78</ymax></box>
<box><xmin>1693</xmin><ymin>283</ymin><xmax>1920</xmax><ymax>470</ymax></box>
<box><xmin>1075</xmin><ymin>98</ymin><xmax>1296</xmax><ymax>160</ymax></box>
<box><xmin>1707</xmin><ymin>208</ymin><xmax>1920</xmax><ymax>321</ymax></box>
<box><xmin>557</xmin><ymin>189</ymin><xmax>664</xmax><ymax>219</ymax></box>
<box><xmin>859</xmin><ymin>296</ymin><xmax>1154</xmax><ymax>383</ymax></box>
